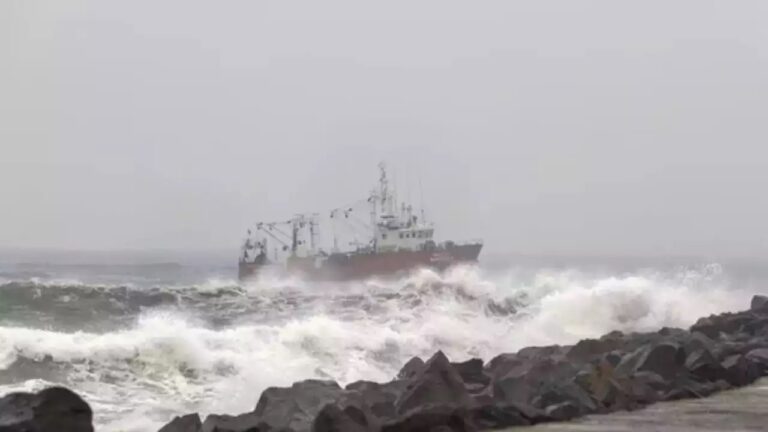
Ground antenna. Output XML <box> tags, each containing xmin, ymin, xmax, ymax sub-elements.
<box><xmin>392</xmin><ymin>165</ymin><xmax>398</xmax><ymax>215</ymax></box>
<box><xmin>406</xmin><ymin>165</ymin><xmax>411</xmax><ymax>218</ymax></box>
<box><xmin>419</xmin><ymin>176</ymin><xmax>426</xmax><ymax>222</ymax></box>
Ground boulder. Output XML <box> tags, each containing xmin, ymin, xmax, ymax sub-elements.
<box><xmin>690</xmin><ymin>312</ymin><xmax>755</xmax><ymax>339</ymax></box>
<box><xmin>516</xmin><ymin>345</ymin><xmax>568</xmax><ymax>362</ymax></box>
<box><xmin>623</xmin><ymin>372</ymin><xmax>665</xmax><ymax>404</ymax></box>
<box><xmin>484</xmin><ymin>353</ymin><xmax>522</xmax><ymax>379</ymax></box>
<box><xmin>493</xmin><ymin>357</ymin><xmax>578</xmax><ymax>405</ymax></box>
<box><xmin>450</xmin><ymin>359</ymin><xmax>490</xmax><ymax>387</ymax></box>
<box><xmin>574</xmin><ymin>363</ymin><xmax>632</xmax><ymax>411</ymax></box>
<box><xmin>661</xmin><ymin>379</ymin><xmax>730</xmax><ymax>401</ymax></box>
<box><xmin>344</xmin><ymin>381</ymin><xmax>405</xmax><ymax>420</ymax></box>
<box><xmin>657</xmin><ymin>327</ymin><xmax>688</xmax><ymax>338</ymax></box>
<box><xmin>381</xmin><ymin>405</ymin><xmax>472</xmax><ymax>432</ymax></box>
<box><xmin>201</xmin><ymin>413</ymin><xmax>274</xmax><ymax>432</ymax></box>
<box><xmin>743</xmin><ymin>317</ymin><xmax>768</xmax><ymax>337</ymax></box>
<box><xmin>312</xmin><ymin>394</ymin><xmax>379</xmax><ymax>432</ymax></box>
<box><xmin>617</xmin><ymin>341</ymin><xmax>685</xmax><ymax>380</ymax></box>
<box><xmin>159</xmin><ymin>413</ymin><xmax>202</xmax><ymax>432</ymax></box>
<box><xmin>566</xmin><ymin>338</ymin><xmax>620</xmax><ymax>363</ymax></box>
<box><xmin>750</xmin><ymin>295</ymin><xmax>768</xmax><ymax>312</ymax></box>
<box><xmin>685</xmin><ymin>348</ymin><xmax>727</xmax><ymax>382</ymax></box>
<box><xmin>543</xmin><ymin>401</ymin><xmax>580</xmax><ymax>422</ymax></box>
<box><xmin>745</xmin><ymin>348</ymin><xmax>768</xmax><ymax>373</ymax></box>
<box><xmin>531</xmin><ymin>380</ymin><xmax>597</xmax><ymax>415</ymax></box>
<box><xmin>252</xmin><ymin>380</ymin><xmax>344</xmax><ymax>432</ymax></box>
<box><xmin>465</xmin><ymin>404</ymin><xmax>530</xmax><ymax>429</ymax></box>
<box><xmin>0</xmin><ymin>386</ymin><xmax>93</xmax><ymax>432</ymax></box>
<box><xmin>395</xmin><ymin>351</ymin><xmax>472</xmax><ymax>415</ymax></box>
<box><xmin>396</xmin><ymin>357</ymin><xmax>424</xmax><ymax>380</ymax></box>
<box><xmin>721</xmin><ymin>354</ymin><xmax>761</xmax><ymax>387</ymax></box>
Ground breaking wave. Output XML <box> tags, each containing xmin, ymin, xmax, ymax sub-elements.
<box><xmin>0</xmin><ymin>263</ymin><xmax>759</xmax><ymax>431</ymax></box>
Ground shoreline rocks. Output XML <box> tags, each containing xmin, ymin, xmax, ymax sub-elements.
<box><xmin>5</xmin><ymin>295</ymin><xmax>768</xmax><ymax>432</ymax></box>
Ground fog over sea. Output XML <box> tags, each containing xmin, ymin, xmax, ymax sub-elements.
<box><xmin>1</xmin><ymin>249</ymin><xmax>767</xmax><ymax>431</ymax></box>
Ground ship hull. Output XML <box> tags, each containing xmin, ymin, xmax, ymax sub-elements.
<box><xmin>238</xmin><ymin>242</ymin><xmax>482</xmax><ymax>282</ymax></box>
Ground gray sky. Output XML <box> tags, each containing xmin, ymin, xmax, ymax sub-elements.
<box><xmin>2</xmin><ymin>0</ymin><xmax>768</xmax><ymax>258</ymax></box>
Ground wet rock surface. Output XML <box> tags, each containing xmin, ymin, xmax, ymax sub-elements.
<box><xmin>6</xmin><ymin>296</ymin><xmax>768</xmax><ymax>432</ymax></box>
<box><xmin>0</xmin><ymin>387</ymin><xmax>93</xmax><ymax>432</ymax></box>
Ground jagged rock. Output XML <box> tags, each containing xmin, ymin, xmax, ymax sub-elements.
<box><xmin>252</xmin><ymin>380</ymin><xmax>344</xmax><ymax>432</ymax></box>
<box><xmin>450</xmin><ymin>359</ymin><xmax>490</xmax><ymax>387</ymax></box>
<box><xmin>616</xmin><ymin>341</ymin><xmax>685</xmax><ymax>380</ymax></box>
<box><xmin>395</xmin><ymin>351</ymin><xmax>472</xmax><ymax>415</ymax></box>
<box><xmin>466</xmin><ymin>404</ymin><xmax>530</xmax><ymax>429</ymax></box>
<box><xmin>543</xmin><ymin>401</ymin><xmax>580</xmax><ymax>422</ymax></box>
<box><xmin>745</xmin><ymin>348</ymin><xmax>768</xmax><ymax>373</ymax></box>
<box><xmin>531</xmin><ymin>380</ymin><xmax>597</xmax><ymax>415</ymax></box>
<box><xmin>312</xmin><ymin>393</ymin><xmax>379</xmax><ymax>432</ymax></box>
<box><xmin>685</xmin><ymin>348</ymin><xmax>727</xmax><ymax>382</ymax></box>
<box><xmin>679</xmin><ymin>332</ymin><xmax>718</xmax><ymax>356</ymax></box>
<box><xmin>396</xmin><ymin>357</ymin><xmax>424</xmax><ymax>380</ymax></box>
<box><xmin>493</xmin><ymin>357</ymin><xmax>578</xmax><ymax>405</ymax></box>
<box><xmin>344</xmin><ymin>381</ymin><xmax>404</xmax><ymax>420</ymax></box>
<box><xmin>484</xmin><ymin>353</ymin><xmax>522</xmax><ymax>379</ymax></box>
<box><xmin>658</xmin><ymin>327</ymin><xmax>688</xmax><ymax>338</ymax></box>
<box><xmin>159</xmin><ymin>413</ymin><xmax>202</xmax><ymax>432</ymax></box>
<box><xmin>201</xmin><ymin>412</ymin><xmax>274</xmax><ymax>432</ymax></box>
<box><xmin>690</xmin><ymin>312</ymin><xmax>756</xmax><ymax>339</ymax></box>
<box><xmin>661</xmin><ymin>379</ymin><xmax>730</xmax><ymax>401</ymax></box>
<box><xmin>714</xmin><ymin>339</ymin><xmax>768</xmax><ymax>360</ymax></box>
<box><xmin>516</xmin><ymin>345</ymin><xmax>568</xmax><ymax>362</ymax></box>
<box><xmin>574</xmin><ymin>361</ymin><xmax>632</xmax><ymax>410</ymax></box>
<box><xmin>0</xmin><ymin>387</ymin><xmax>93</xmax><ymax>432</ymax></box>
<box><xmin>381</xmin><ymin>405</ymin><xmax>472</xmax><ymax>432</ymax></box>
<box><xmin>566</xmin><ymin>338</ymin><xmax>620</xmax><ymax>363</ymax></box>
<box><xmin>721</xmin><ymin>354</ymin><xmax>761</xmax><ymax>386</ymax></box>
<box><xmin>751</xmin><ymin>295</ymin><xmax>768</xmax><ymax>311</ymax></box>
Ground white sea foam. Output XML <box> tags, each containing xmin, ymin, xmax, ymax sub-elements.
<box><xmin>0</xmin><ymin>264</ymin><xmax>758</xmax><ymax>431</ymax></box>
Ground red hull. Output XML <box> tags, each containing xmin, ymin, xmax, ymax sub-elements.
<box><xmin>238</xmin><ymin>243</ymin><xmax>482</xmax><ymax>281</ymax></box>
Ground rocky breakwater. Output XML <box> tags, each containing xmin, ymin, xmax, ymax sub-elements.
<box><xmin>4</xmin><ymin>296</ymin><xmax>768</xmax><ymax>432</ymax></box>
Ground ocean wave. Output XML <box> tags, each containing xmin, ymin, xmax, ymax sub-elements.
<box><xmin>0</xmin><ymin>263</ymin><xmax>759</xmax><ymax>431</ymax></box>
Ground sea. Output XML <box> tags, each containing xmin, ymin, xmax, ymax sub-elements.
<box><xmin>1</xmin><ymin>249</ymin><xmax>767</xmax><ymax>431</ymax></box>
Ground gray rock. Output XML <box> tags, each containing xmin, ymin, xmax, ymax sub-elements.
<box><xmin>745</xmin><ymin>348</ymin><xmax>768</xmax><ymax>373</ymax></box>
<box><xmin>395</xmin><ymin>351</ymin><xmax>472</xmax><ymax>415</ymax></box>
<box><xmin>662</xmin><ymin>379</ymin><xmax>730</xmax><ymax>401</ymax></box>
<box><xmin>531</xmin><ymin>380</ymin><xmax>597</xmax><ymax>415</ymax></box>
<box><xmin>493</xmin><ymin>357</ymin><xmax>578</xmax><ymax>405</ymax></box>
<box><xmin>466</xmin><ymin>404</ymin><xmax>530</xmax><ymax>429</ymax></box>
<box><xmin>690</xmin><ymin>312</ymin><xmax>756</xmax><ymax>339</ymax></box>
<box><xmin>566</xmin><ymin>338</ymin><xmax>620</xmax><ymax>363</ymax></box>
<box><xmin>750</xmin><ymin>295</ymin><xmax>768</xmax><ymax>311</ymax></box>
<box><xmin>721</xmin><ymin>354</ymin><xmax>761</xmax><ymax>386</ymax></box>
<box><xmin>201</xmin><ymin>412</ymin><xmax>275</xmax><ymax>432</ymax></box>
<box><xmin>381</xmin><ymin>405</ymin><xmax>472</xmax><ymax>432</ymax></box>
<box><xmin>312</xmin><ymin>394</ymin><xmax>379</xmax><ymax>432</ymax></box>
<box><xmin>396</xmin><ymin>357</ymin><xmax>424</xmax><ymax>381</ymax></box>
<box><xmin>450</xmin><ymin>359</ymin><xmax>490</xmax><ymax>387</ymax></box>
<box><xmin>617</xmin><ymin>341</ymin><xmax>685</xmax><ymax>380</ymax></box>
<box><xmin>252</xmin><ymin>380</ymin><xmax>344</xmax><ymax>432</ymax></box>
<box><xmin>344</xmin><ymin>381</ymin><xmax>404</xmax><ymax>420</ymax></box>
<box><xmin>544</xmin><ymin>401</ymin><xmax>581</xmax><ymax>422</ymax></box>
<box><xmin>484</xmin><ymin>353</ymin><xmax>522</xmax><ymax>379</ymax></box>
<box><xmin>685</xmin><ymin>348</ymin><xmax>727</xmax><ymax>382</ymax></box>
<box><xmin>159</xmin><ymin>413</ymin><xmax>202</xmax><ymax>432</ymax></box>
<box><xmin>0</xmin><ymin>387</ymin><xmax>93</xmax><ymax>432</ymax></box>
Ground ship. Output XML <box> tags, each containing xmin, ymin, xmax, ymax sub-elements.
<box><xmin>238</xmin><ymin>163</ymin><xmax>483</xmax><ymax>281</ymax></box>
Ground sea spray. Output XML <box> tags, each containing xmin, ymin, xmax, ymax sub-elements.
<box><xmin>0</xmin><ymin>263</ymin><xmax>759</xmax><ymax>431</ymax></box>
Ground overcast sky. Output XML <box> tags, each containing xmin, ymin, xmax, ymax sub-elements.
<box><xmin>2</xmin><ymin>0</ymin><xmax>768</xmax><ymax>258</ymax></box>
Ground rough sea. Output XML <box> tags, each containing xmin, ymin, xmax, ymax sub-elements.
<box><xmin>1</xmin><ymin>250</ymin><xmax>767</xmax><ymax>431</ymax></box>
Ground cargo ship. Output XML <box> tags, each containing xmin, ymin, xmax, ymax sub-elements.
<box><xmin>238</xmin><ymin>163</ymin><xmax>483</xmax><ymax>281</ymax></box>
